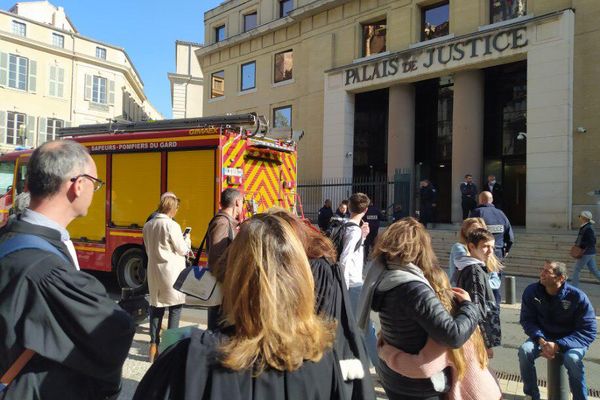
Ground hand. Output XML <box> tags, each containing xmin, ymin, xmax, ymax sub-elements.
<box><xmin>184</xmin><ymin>235</ymin><xmax>192</xmax><ymax>247</ymax></box>
<box><xmin>451</xmin><ymin>287</ymin><xmax>472</xmax><ymax>303</ymax></box>
<box><xmin>486</xmin><ymin>348</ymin><xmax>494</xmax><ymax>359</ymax></box>
<box><xmin>361</xmin><ymin>222</ymin><xmax>370</xmax><ymax>239</ymax></box>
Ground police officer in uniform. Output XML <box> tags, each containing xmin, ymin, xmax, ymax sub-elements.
<box><xmin>460</xmin><ymin>174</ymin><xmax>478</xmax><ymax>220</ymax></box>
<box><xmin>419</xmin><ymin>179</ymin><xmax>437</xmax><ymax>228</ymax></box>
<box><xmin>362</xmin><ymin>200</ymin><xmax>385</xmax><ymax>257</ymax></box>
<box><xmin>470</xmin><ymin>191</ymin><xmax>514</xmax><ymax>304</ymax></box>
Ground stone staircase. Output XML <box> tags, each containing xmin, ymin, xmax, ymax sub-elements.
<box><xmin>428</xmin><ymin>226</ymin><xmax>600</xmax><ymax>284</ymax></box>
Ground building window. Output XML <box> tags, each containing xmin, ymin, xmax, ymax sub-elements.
<box><xmin>8</xmin><ymin>54</ymin><xmax>28</xmax><ymax>91</ymax></box>
<box><xmin>92</xmin><ymin>75</ymin><xmax>107</xmax><ymax>104</ymax></box>
<box><xmin>274</xmin><ymin>50</ymin><xmax>293</xmax><ymax>83</ymax></box>
<box><xmin>279</xmin><ymin>0</ymin><xmax>293</xmax><ymax>18</ymax></box>
<box><xmin>52</xmin><ymin>33</ymin><xmax>64</xmax><ymax>48</ymax></box>
<box><xmin>490</xmin><ymin>0</ymin><xmax>526</xmax><ymax>23</ymax></box>
<box><xmin>12</xmin><ymin>21</ymin><xmax>26</xmax><ymax>37</ymax></box>
<box><xmin>49</xmin><ymin>65</ymin><xmax>64</xmax><ymax>97</ymax></box>
<box><xmin>362</xmin><ymin>20</ymin><xmax>387</xmax><ymax>57</ymax></box>
<box><xmin>240</xmin><ymin>61</ymin><xmax>256</xmax><ymax>91</ymax></box>
<box><xmin>6</xmin><ymin>111</ymin><xmax>26</xmax><ymax>145</ymax></box>
<box><xmin>273</xmin><ymin>106</ymin><xmax>292</xmax><ymax>128</ymax></box>
<box><xmin>44</xmin><ymin>118</ymin><xmax>63</xmax><ymax>143</ymax></box>
<box><xmin>244</xmin><ymin>12</ymin><xmax>257</xmax><ymax>32</ymax></box>
<box><xmin>211</xmin><ymin>70</ymin><xmax>225</xmax><ymax>98</ymax></box>
<box><xmin>215</xmin><ymin>25</ymin><xmax>225</xmax><ymax>43</ymax></box>
<box><xmin>421</xmin><ymin>2</ymin><xmax>449</xmax><ymax>41</ymax></box>
<box><xmin>96</xmin><ymin>47</ymin><xmax>107</xmax><ymax>60</ymax></box>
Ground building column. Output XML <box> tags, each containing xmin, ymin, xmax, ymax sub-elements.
<box><xmin>387</xmin><ymin>84</ymin><xmax>415</xmax><ymax>175</ymax></box>
<box><xmin>322</xmin><ymin>72</ymin><xmax>354</xmax><ymax>180</ymax></box>
<box><xmin>451</xmin><ymin>70</ymin><xmax>484</xmax><ymax>223</ymax></box>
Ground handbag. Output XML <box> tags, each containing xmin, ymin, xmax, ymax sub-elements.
<box><xmin>570</xmin><ymin>245</ymin><xmax>584</xmax><ymax>259</ymax></box>
<box><xmin>118</xmin><ymin>288</ymin><xmax>149</xmax><ymax>325</ymax></box>
<box><xmin>173</xmin><ymin>222</ymin><xmax>223</xmax><ymax>306</ymax></box>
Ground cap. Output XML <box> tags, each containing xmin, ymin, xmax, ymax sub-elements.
<box><xmin>580</xmin><ymin>210</ymin><xmax>595</xmax><ymax>224</ymax></box>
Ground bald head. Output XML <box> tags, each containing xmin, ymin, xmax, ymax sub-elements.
<box><xmin>479</xmin><ymin>191</ymin><xmax>493</xmax><ymax>204</ymax></box>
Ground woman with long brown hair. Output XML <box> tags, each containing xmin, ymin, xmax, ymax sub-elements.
<box><xmin>357</xmin><ymin>217</ymin><xmax>480</xmax><ymax>399</ymax></box>
<box><xmin>134</xmin><ymin>213</ymin><xmax>344</xmax><ymax>400</ymax></box>
<box><xmin>267</xmin><ymin>208</ymin><xmax>375</xmax><ymax>399</ymax></box>
<box><xmin>378</xmin><ymin>265</ymin><xmax>502</xmax><ymax>399</ymax></box>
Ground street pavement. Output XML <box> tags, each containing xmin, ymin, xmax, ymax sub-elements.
<box><xmin>92</xmin><ymin>272</ymin><xmax>600</xmax><ymax>400</ymax></box>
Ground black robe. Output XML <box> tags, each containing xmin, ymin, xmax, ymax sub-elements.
<box><xmin>133</xmin><ymin>329</ymin><xmax>345</xmax><ymax>400</ymax></box>
<box><xmin>0</xmin><ymin>219</ymin><xmax>136</xmax><ymax>400</ymax></box>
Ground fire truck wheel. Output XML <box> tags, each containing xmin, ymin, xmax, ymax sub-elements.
<box><xmin>117</xmin><ymin>248</ymin><xmax>148</xmax><ymax>294</ymax></box>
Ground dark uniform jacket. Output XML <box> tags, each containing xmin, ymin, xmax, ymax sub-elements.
<box><xmin>0</xmin><ymin>219</ymin><xmax>135</xmax><ymax>400</ymax></box>
<box><xmin>318</xmin><ymin>206</ymin><xmax>334</xmax><ymax>231</ymax></box>
<box><xmin>470</xmin><ymin>203</ymin><xmax>514</xmax><ymax>257</ymax></box>
<box><xmin>575</xmin><ymin>222</ymin><xmax>596</xmax><ymax>256</ymax></box>
<box><xmin>520</xmin><ymin>282</ymin><xmax>596</xmax><ymax>351</ymax></box>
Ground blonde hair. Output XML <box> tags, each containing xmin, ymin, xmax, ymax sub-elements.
<box><xmin>371</xmin><ymin>217</ymin><xmax>438</xmax><ymax>276</ymax></box>
<box><xmin>157</xmin><ymin>195</ymin><xmax>179</xmax><ymax>214</ymax></box>
<box><xmin>219</xmin><ymin>213</ymin><xmax>335</xmax><ymax>373</ymax></box>
<box><xmin>428</xmin><ymin>266</ymin><xmax>488</xmax><ymax>380</ymax></box>
<box><xmin>460</xmin><ymin>218</ymin><xmax>502</xmax><ymax>273</ymax></box>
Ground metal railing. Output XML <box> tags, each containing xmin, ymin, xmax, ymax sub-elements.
<box><xmin>297</xmin><ymin>169</ymin><xmax>413</xmax><ymax>225</ymax></box>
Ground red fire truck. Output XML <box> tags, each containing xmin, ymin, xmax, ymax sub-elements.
<box><xmin>0</xmin><ymin>114</ymin><xmax>298</xmax><ymax>292</ymax></box>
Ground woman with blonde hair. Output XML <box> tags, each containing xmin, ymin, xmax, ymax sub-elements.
<box><xmin>134</xmin><ymin>213</ymin><xmax>345</xmax><ymax>400</ymax></box>
<box><xmin>357</xmin><ymin>217</ymin><xmax>480</xmax><ymax>399</ymax></box>
<box><xmin>378</xmin><ymin>265</ymin><xmax>502</xmax><ymax>399</ymax></box>
<box><xmin>142</xmin><ymin>194</ymin><xmax>191</xmax><ymax>362</ymax></box>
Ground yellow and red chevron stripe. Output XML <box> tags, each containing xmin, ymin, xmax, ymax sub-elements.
<box><xmin>221</xmin><ymin>135</ymin><xmax>246</xmax><ymax>189</ymax></box>
<box><xmin>280</xmin><ymin>153</ymin><xmax>297</xmax><ymax>210</ymax></box>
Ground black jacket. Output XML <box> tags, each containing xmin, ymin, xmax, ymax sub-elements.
<box><xmin>0</xmin><ymin>219</ymin><xmax>135</xmax><ymax>400</ymax></box>
<box><xmin>318</xmin><ymin>206</ymin><xmax>334</xmax><ymax>231</ymax></box>
<box><xmin>371</xmin><ymin>280</ymin><xmax>479</xmax><ymax>396</ymax></box>
<box><xmin>454</xmin><ymin>257</ymin><xmax>502</xmax><ymax>348</ymax></box>
<box><xmin>575</xmin><ymin>222</ymin><xmax>596</xmax><ymax>255</ymax></box>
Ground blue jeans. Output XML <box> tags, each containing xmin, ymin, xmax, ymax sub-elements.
<box><xmin>518</xmin><ymin>339</ymin><xmax>588</xmax><ymax>400</ymax></box>
<box><xmin>572</xmin><ymin>254</ymin><xmax>600</xmax><ymax>287</ymax></box>
<box><xmin>348</xmin><ymin>285</ymin><xmax>379</xmax><ymax>369</ymax></box>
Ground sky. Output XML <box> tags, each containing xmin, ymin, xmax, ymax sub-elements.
<box><xmin>0</xmin><ymin>0</ymin><xmax>224</xmax><ymax>118</ymax></box>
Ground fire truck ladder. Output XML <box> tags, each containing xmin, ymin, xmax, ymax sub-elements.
<box><xmin>57</xmin><ymin>114</ymin><xmax>261</xmax><ymax>137</ymax></box>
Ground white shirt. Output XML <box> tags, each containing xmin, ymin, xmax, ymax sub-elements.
<box><xmin>339</xmin><ymin>223</ymin><xmax>365</xmax><ymax>288</ymax></box>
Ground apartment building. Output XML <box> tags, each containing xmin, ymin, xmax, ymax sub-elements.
<box><xmin>180</xmin><ymin>0</ymin><xmax>600</xmax><ymax>229</ymax></box>
<box><xmin>0</xmin><ymin>1</ymin><xmax>161</xmax><ymax>153</ymax></box>
<box><xmin>168</xmin><ymin>41</ymin><xmax>204</xmax><ymax>118</ymax></box>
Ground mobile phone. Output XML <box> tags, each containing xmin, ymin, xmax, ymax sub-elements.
<box><xmin>183</xmin><ymin>227</ymin><xmax>192</xmax><ymax>236</ymax></box>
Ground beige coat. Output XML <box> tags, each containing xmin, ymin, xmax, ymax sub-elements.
<box><xmin>143</xmin><ymin>214</ymin><xmax>190</xmax><ymax>307</ymax></box>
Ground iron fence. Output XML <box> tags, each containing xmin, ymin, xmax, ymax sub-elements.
<box><xmin>297</xmin><ymin>169</ymin><xmax>413</xmax><ymax>225</ymax></box>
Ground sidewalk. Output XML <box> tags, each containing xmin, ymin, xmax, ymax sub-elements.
<box><xmin>119</xmin><ymin>303</ymin><xmax>600</xmax><ymax>400</ymax></box>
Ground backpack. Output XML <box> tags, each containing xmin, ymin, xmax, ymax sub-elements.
<box><xmin>326</xmin><ymin>218</ymin><xmax>360</xmax><ymax>260</ymax></box>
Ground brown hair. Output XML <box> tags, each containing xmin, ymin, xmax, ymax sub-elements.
<box><xmin>466</xmin><ymin>228</ymin><xmax>494</xmax><ymax>247</ymax></box>
<box><xmin>219</xmin><ymin>213</ymin><xmax>335</xmax><ymax>373</ymax></box>
<box><xmin>266</xmin><ymin>208</ymin><xmax>337</xmax><ymax>263</ymax></box>
<box><xmin>459</xmin><ymin>217</ymin><xmax>486</xmax><ymax>244</ymax></box>
<box><xmin>371</xmin><ymin>217</ymin><xmax>438</xmax><ymax>277</ymax></box>
<box><xmin>157</xmin><ymin>195</ymin><xmax>179</xmax><ymax>214</ymax></box>
<box><xmin>428</xmin><ymin>266</ymin><xmax>488</xmax><ymax>380</ymax></box>
<box><xmin>348</xmin><ymin>192</ymin><xmax>370</xmax><ymax>214</ymax></box>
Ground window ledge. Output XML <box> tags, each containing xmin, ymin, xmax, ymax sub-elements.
<box><xmin>478</xmin><ymin>14</ymin><xmax>533</xmax><ymax>32</ymax></box>
<box><xmin>208</xmin><ymin>95</ymin><xmax>226</xmax><ymax>103</ymax></box>
<box><xmin>89</xmin><ymin>102</ymin><xmax>109</xmax><ymax>111</ymax></box>
<box><xmin>272</xmin><ymin>78</ymin><xmax>294</xmax><ymax>88</ymax></box>
<box><xmin>409</xmin><ymin>34</ymin><xmax>455</xmax><ymax>49</ymax></box>
<box><xmin>352</xmin><ymin>51</ymin><xmax>390</xmax><ymax>64</ymax></box>
<box><xmin>238</xmin><ymin>87</ymin><xmax>257</xmax><ymax>96</ymax></box>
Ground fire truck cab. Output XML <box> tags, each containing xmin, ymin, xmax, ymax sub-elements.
<box><xmin>0</xmin><ymin>114</ymin><xmax>298</xmax><ymax>292</ymax></box>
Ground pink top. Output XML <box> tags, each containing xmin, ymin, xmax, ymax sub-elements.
<box><xmin>378</xmin><ymin>338</ymin><xmax>501</xmax><ymax>400</ymax></box>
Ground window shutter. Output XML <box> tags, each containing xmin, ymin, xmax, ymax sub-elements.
<box><xmin>0</xmin><ymin>52</ymin><xmax>7</xmax><ymax>86</ymax></box>
<box><xmin>26</xmin><ymin>115</ymin><xmax>35</xmax><ymax>146</ymax></box>
<box><xmin>28</xmin><ymin>60</ymin><xmax>37</xmax><ymax>93</ymax></box>
<box><xmin>57</xmin><ymin>67</ymin><xmax>64</xmax><ymax>98</ymax></box>
<box><xmin>108</xmin><ymin>80</ymin><xmax>115</xmax><ymax>105</ymax></box>
<box><xmin>84</xmin><ymin>74</ymin><xmax>92</xmax><ymax>101</ymax></box>
<box><xmin>49</xmin><ymin>65</ymin><xmax>56</xmax><ymax>97</ymax></box>
<box><xmin>37</xmin><ymin>116</ymin><xmax>47</xmax><ymax>146</ymax></box>
<box><xmin>0</xmin><ymin>111</ymin><xmax>6</xmax><ymax>144</ymax></box>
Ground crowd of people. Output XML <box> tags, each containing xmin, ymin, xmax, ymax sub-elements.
<box><xmin>0</xmin><ymin>141</ymin><xmax>597</xmax><ymax>400</ymax></box>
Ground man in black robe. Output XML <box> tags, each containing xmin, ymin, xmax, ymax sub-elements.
<box><xmin>0</xmin><ymin>140</ymin><xmax>135</xmax><ymax>399</ymax></box>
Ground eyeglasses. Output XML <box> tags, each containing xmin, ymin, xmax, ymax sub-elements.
<box><xmin>71</xmin><ymin>174</ymin><xmax>105</xmax><ymax>192</ymax></box>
